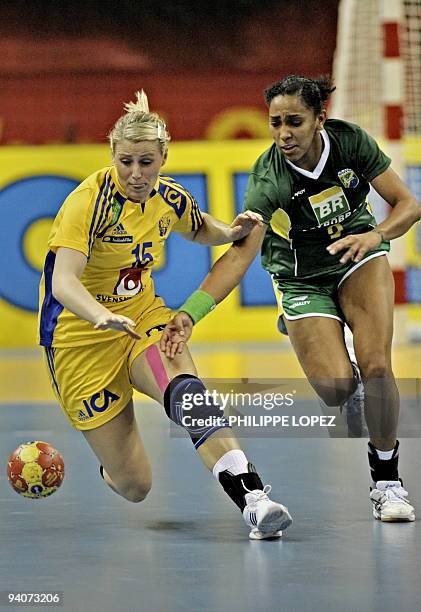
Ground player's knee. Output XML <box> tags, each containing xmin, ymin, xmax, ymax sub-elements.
<box><xmin>358</xmin><ymin>354</ymin><xmax>391</xmax><ymax>379</ymax></box>
<box><xmin>315</xmin><ymin>380</ymin><xmax>354</xmax><ymax>406</ymax></box>
<box><xmin>163</xmin><ymin>374</ymin><xmax>231</xmax><ymax>449</ymax></box>
<box><xmin>121</xmin><ymin>478</ymin><xmax>152</xmax><ymax>503</ymax></box>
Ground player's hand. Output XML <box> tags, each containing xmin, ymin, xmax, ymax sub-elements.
<box><xmin>93</xmin><ymin>314</ymin><xmax>141</xmax><ymax>339</ymax></box>
<box><xmin>160</xmin><ymin>312</ymin><xmax>194</xmax><ymax>359</ymax></box>
<box><xmin>326</xmin><ymin>231</ymin><xmax>382</xmax><ymax>264</ymax></box>
<box><xmin>229</xmin><ymin>211</ymin><xmax>263</xmax><ymax>242</ymax></box>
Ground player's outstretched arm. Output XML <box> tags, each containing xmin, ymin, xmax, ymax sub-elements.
<box><xmin>52</xmin><ymin>247</ymin><xmax>140</xmax><ymax>339</ymax></box>
<box><xmin>160</xmin><ymin>223</ymin><xmax>267</xmax><ymax>357</ymax></box>
<box><xmin>199</xmin><ymin>222</ymin><xmax>267</xmax><ymax>301</ymax></box>
<box><xmin>183</xmin><ymin>211</ymin><xmax>263</xmax><ymax>246</ymax></box>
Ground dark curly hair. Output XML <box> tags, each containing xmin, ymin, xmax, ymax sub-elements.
<box><xmin>264</xmin><ymin>75</ymin><xmax>336</xmax><ymax>114</ymax></box>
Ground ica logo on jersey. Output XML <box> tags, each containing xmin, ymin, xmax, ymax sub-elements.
<box><xmin>80</xmin><ymin>388</ymin><xmax>120</xmax><ymax>420</ymax></box>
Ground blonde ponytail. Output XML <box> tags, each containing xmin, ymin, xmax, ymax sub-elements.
<box><xmin>108</xmin><ymin>90</ymin><xmax>170</xmax><ymax>156</ymax></box>
<box><xmin>124</xmin><ymin>90</ymin><xmax>150</xmax><ymax>114</ymax></box>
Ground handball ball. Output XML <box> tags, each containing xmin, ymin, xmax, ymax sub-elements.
<box><xmin>7</xmin><ymin>441</ymin><xmax>65</xmax><ymax>499</ymax></box>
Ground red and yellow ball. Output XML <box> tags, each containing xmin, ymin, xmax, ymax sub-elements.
<box><xmin>7</xmin><ymin>441</ymin><xmax>65</xmax><ymax>499</ymax></box>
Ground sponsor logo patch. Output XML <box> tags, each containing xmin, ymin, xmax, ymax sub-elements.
<box><xmin>308</xmin><ymin>186</ymin><xmax>351</xmax><ymax>225</ymax></box>
<box><xmin>102</xmin><ymin>235</ymin><xmax>133</xmax><ymax>243</ymax></box>
<box><xmin>102</xmin><ymin>222</ymin><xmax>133</xmax><ymax>243</ymax></box>
<box><xmin>112</xmin><ymin>223</ymin><xmax>127</xmax><ymax>235</ymax></box>
<box><xmin>113</xmin><ymin>266</ymin><xmax>146</xmax><ymax>296</ymax></box>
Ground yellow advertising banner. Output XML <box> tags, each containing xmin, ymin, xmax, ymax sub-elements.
<box><xmin>1</xmin><ymin>138</ymin><xmax>420</xmax><ymax>348</ymax></box>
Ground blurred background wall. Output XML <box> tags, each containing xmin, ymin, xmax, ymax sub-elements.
<box><xmin>0</xmin><ymin>0</ymin><xmax>338</xmax><ymax>143</ymax></box>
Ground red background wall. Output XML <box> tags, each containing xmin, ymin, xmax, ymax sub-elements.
<box><xmin>0</xmin><ymin>1</ymin><xmax>339</xmax><ymax>143</ymax></box>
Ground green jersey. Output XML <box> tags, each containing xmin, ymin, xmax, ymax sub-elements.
<box><xmin>243</xmin><ymin>119</ymin><xmax>391</xmax><ymax>279</ymax></box>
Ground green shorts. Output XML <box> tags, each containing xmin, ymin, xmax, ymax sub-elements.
<box><xmin>272</xmin><ymin>250</ymin><xmax>388</xmax><ymax>335</ymax></box>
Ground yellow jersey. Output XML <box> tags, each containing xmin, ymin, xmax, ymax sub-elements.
<box><xmin>38</xmin><ymin>165</ymin><xmax>203</xmax><ymax>347</ymax></box>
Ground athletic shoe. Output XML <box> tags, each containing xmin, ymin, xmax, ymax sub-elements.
<box><xmin>370</xmin><ymin>480</ymin><xmax>415</xmax><ymax>522</ymax></box>
<box><xmin>243</xmin><ymin>484</ymin><xmax>293</xmax><ymax>539</ymax></box>
<box><xmin>340</xmin><ymin>362</ymin><xmax>368</xmax><ymax>438</ymax></box>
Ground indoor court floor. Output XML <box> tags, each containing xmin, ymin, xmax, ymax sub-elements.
<box><xmin>0</xmin><ymin>342</ymin><xmax>420</xmax><ymax>612</ymax></box>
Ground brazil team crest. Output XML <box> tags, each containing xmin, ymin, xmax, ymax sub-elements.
<box><xmin>338</xmin><ymin>168</ymin><xmax>359</xmax><ymax>189</ymax></box>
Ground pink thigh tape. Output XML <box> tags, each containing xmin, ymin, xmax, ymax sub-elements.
<box><xmin>145</xmin><ymin>344</ymin><xmax>170</xmax><ymax>394</ymax></box>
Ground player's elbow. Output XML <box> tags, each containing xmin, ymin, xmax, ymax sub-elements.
<box><xmin>400</xmin><ymin>197</ymin><xmax>421</xmax><ymax>225</ymax></box>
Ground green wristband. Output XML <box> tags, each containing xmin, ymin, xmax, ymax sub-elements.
<box><xmin>179</xmin><ymin>290</ymin><xmax>216</xmax><ymax>325</ymax></box>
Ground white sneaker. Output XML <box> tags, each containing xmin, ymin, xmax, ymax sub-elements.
<box><xmin>370</xmin><ymin>481</ymin><xmax>415</xmax><ymax>522</ymax></box>
<box><xmin>243</xmin><ymin>485</ymin><xmax>293</xmax><ymax>540</ymax></box>
<box><xmin>341</xmin><ymin>363</ymin><xmax>368</xmax><ymax>438</ymax></box>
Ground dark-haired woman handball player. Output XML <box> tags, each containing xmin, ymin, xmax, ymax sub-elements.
<box><xmin>161</xmin><ymin>76</ymin><xmax>421</xmax><ymax>523</ymax></box>
<box><xmin>38</xmin><ymin>90</ymin><xmax>293</xmax><ymax>540</ymax></box>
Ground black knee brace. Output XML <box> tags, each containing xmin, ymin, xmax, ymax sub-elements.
<box><xmin>163</xmin><ymin>374</ymin><xmax>231</xmax><ymax>449</ymax></box>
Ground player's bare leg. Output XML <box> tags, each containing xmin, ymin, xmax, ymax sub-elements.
<box><xmin>339</xmin><ymin>255</ymin><xmax>414</xmax><ymax>521</ymax></box>
<box><xmin>285</xmin><ymin>316</ymin><xmax>354</xmax><ymax>404</ymax></box>
<box><xmin>129</xmin><ymin>342</ymin><xmax>292</xmax><ymax>538</ymax></box>
<box><xmin>339</xmin><ymin>256</ymin><xmax>398</xmax><ymax>448</ymax></box>
<box><xmin>285</xmin><ymin>315</ymin><xmax>365</xmax><ymax>437</ymax></box>
<box><xmin>82</xmin><ymin>399</ymin><xmax>152</xmax><ymax>502</ymax></box>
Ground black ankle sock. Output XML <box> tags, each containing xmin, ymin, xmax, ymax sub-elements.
<box><xmin>218</xmin><ymin>462</ymin><xmax>263</xmax><ymax>511</ymax></box>
<box><xmin>368</xmin><ymin>440</ymin><xmax>400</xmax><ymax>485</ymax></box>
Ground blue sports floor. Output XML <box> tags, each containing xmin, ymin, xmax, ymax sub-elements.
<box><xmin>0</xmin><ymin>345</ymin><xmax>420</xmax><ymax>612</ymax></box>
